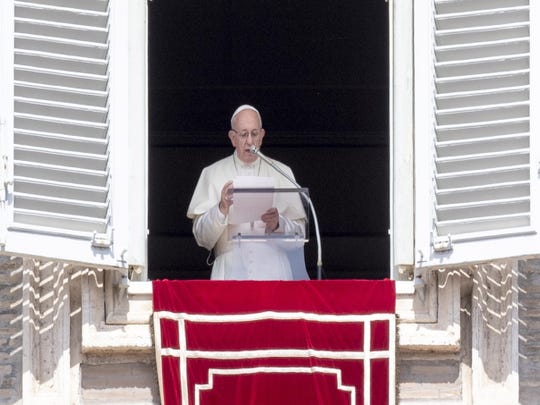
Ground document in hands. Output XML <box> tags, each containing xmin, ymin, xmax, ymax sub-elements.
<box><xmin>228</xmin><ymin>176</ymin><xmax>275</xmax><ymax>224</ymax></box>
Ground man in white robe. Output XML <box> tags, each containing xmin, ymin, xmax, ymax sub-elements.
<box><xmin>187</xmin><ymin>105</ymin><xmax>309</xmax><ymax>280</ymax></box>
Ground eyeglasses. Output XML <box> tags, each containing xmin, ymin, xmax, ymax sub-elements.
<box><xmin>231</xmin><ymin>129</ymin><xmax>261</xmax><ymax>139</ymax></box>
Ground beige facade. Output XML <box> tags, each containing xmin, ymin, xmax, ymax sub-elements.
<box><xmin>1</xmin><ymin>256</ymin><xmax>539</xmax><ymax>404</ymax></box>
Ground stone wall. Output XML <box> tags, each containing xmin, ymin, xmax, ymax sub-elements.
<box><xmin>2</xmin><ymin>254</ymin><xmax>539</xmax><ymax>404</ymax></box>
<box><xmin>519</xmin><ymin>259</ymin><xmax>540</xmax><ymax>404</ymax></box>
<box><xmin>397</xmin><ymin>262</ymin><xmax>521</xmax><ymax>404</ymax></box>
<box><xmin>0</xmin><ymin>257</ymin><xmax>158</xmax><ymax>404</ymax></box>
<box><xmin>0</xmin><ymin>257</ymin><xmax>23</xmax><ymax>404</ymax></box>
<box><xmin>469</xmin><ymin>262</ymin><xmax>518</xmax><ymax>404</ymax></box>
<box><xmin>81</xmin><ymin>355</ymin><xmax>158</xmax><ymax>404</ymax></box>
<box><xmin>397</xmin><ymin>269</ymin><xmax>464</xmax><ymax>403</ymax></box>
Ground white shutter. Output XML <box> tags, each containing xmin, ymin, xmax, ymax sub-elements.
<box><xmin>13</xmin><ymin>0</ymin><xmax>110</xmax><ymax>236</ymax></box>
<box><xmin>414</xmin><ymin>0</ymin><xmax>540</xmax><ymax>267</ymax></box>
<box><xmin>0</xmin><ymin>0</ymin><xmax>147</xmax><ymax>271</ymax></box>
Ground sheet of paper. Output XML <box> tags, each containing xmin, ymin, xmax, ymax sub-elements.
<box><xmin>228</xmin><ymin>176</ymin><xmax>275</xmax><ymax>224</ymax></box>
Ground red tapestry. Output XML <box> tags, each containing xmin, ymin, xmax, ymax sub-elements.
<box><xmin>153</xmin><ymin>280</ymin><xmax>396</xmax><ymax>405</ymax></box>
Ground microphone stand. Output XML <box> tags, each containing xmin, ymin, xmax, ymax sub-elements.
<box><xmin>250</xmin><ymin>146</ymin><xmax>323</xmax><ymax>280</ymax></box>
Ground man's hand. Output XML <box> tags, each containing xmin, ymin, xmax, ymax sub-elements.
<box><xmin>261</xmin><ymin>207</ymin><xmax>279</xmax><ymax>233</ymax></box>
<box><xmin>219</xmin><ymin>180</ymin><xmax>234</xmax><ymax>215</ymax></box>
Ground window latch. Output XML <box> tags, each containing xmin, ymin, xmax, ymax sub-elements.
<box><xmin>91</xmin><ymin>228</ymin><xmax>113</xmax><ymax>248</ymax></box>
<box><xmin>432</xmin><ymin>234</ymin><xmax>452</xmax><ymax>252</ymax></box>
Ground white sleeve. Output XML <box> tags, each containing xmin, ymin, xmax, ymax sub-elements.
<box><xmin>276</xmin><ymin>215</ymin><xmax>306</xmax><ymax>244</ymax></box>
<box><xmin>192</xmin><ymin>204</ymin><xmax>228</xmax><ymax>251</ymax></box>
<box><xmin>278</xmin><ymin>216</ymin><xmax>303</xmax><ymax>235</ymax></box>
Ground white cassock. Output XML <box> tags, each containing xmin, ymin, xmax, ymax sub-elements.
<box><xmin>187</xmin><ymin>152</ymin><xmax>309</xmax><ymax>280</ymax></box>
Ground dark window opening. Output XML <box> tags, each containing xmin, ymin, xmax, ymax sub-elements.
<box><xmin>148</xmin><ymin>0</ymin><xmax>389</xmax><ymax>280</ymax></box>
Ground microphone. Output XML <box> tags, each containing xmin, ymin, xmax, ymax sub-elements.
<box><xmin>250</xmin><ymin>145</ymin><xmax>323</xmax><ymax>280</ymax></box>
<box><xmin>249</xmin><ymin>145</ymin><xmax>260</xmax><ymax>155</ymax></box>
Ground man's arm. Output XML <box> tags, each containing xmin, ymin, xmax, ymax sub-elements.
<box><xmin>192</xmin><ymin>204</ymin><xmax>228</xmax><ymax>251</ymax></box>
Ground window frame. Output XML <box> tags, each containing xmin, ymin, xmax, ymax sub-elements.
<box><xmin>412</xmin><ymin>0</ymin><xmax>540</xmax><ymax>269</ymax></box>
<box><xmin>0</xmin><ymin>0</ymin><xmax>147</xmax><ymax>275</ymax></box>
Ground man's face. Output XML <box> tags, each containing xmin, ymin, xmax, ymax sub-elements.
<box><xmin>228</xmin><ymin>109</ymin><xmax>265</xmax><ymax>163</ymax></box>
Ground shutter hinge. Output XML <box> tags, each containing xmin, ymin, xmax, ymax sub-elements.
<box><xmin>0</xmin><ymin>155</ymin><xmax>13</xmax><ymax>202</ymax></box>
<box><xmin>432</xmin><ymin>234</ymin><xmax>453</xmax><ymax>252</ymax></box>
<box><xmin>91</xmin><ymin>228</ymin><xmax>114</xmax><ymax>248</ymax></box>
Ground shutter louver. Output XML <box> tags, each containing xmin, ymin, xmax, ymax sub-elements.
<box><xmin>12</xmin><ymin>0</ymin><xmax>111</xmax><ymax>238</ymax></box>
<box><xmin>432</xmin><ymin>0</ymin><xmax>531</xmax><ymax>241</ymax></box>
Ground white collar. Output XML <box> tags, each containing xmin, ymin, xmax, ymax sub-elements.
<box><xmin>233</xmin><ymin>151</ymin><xmax>260</xmax><ymax>169</ymax></box>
